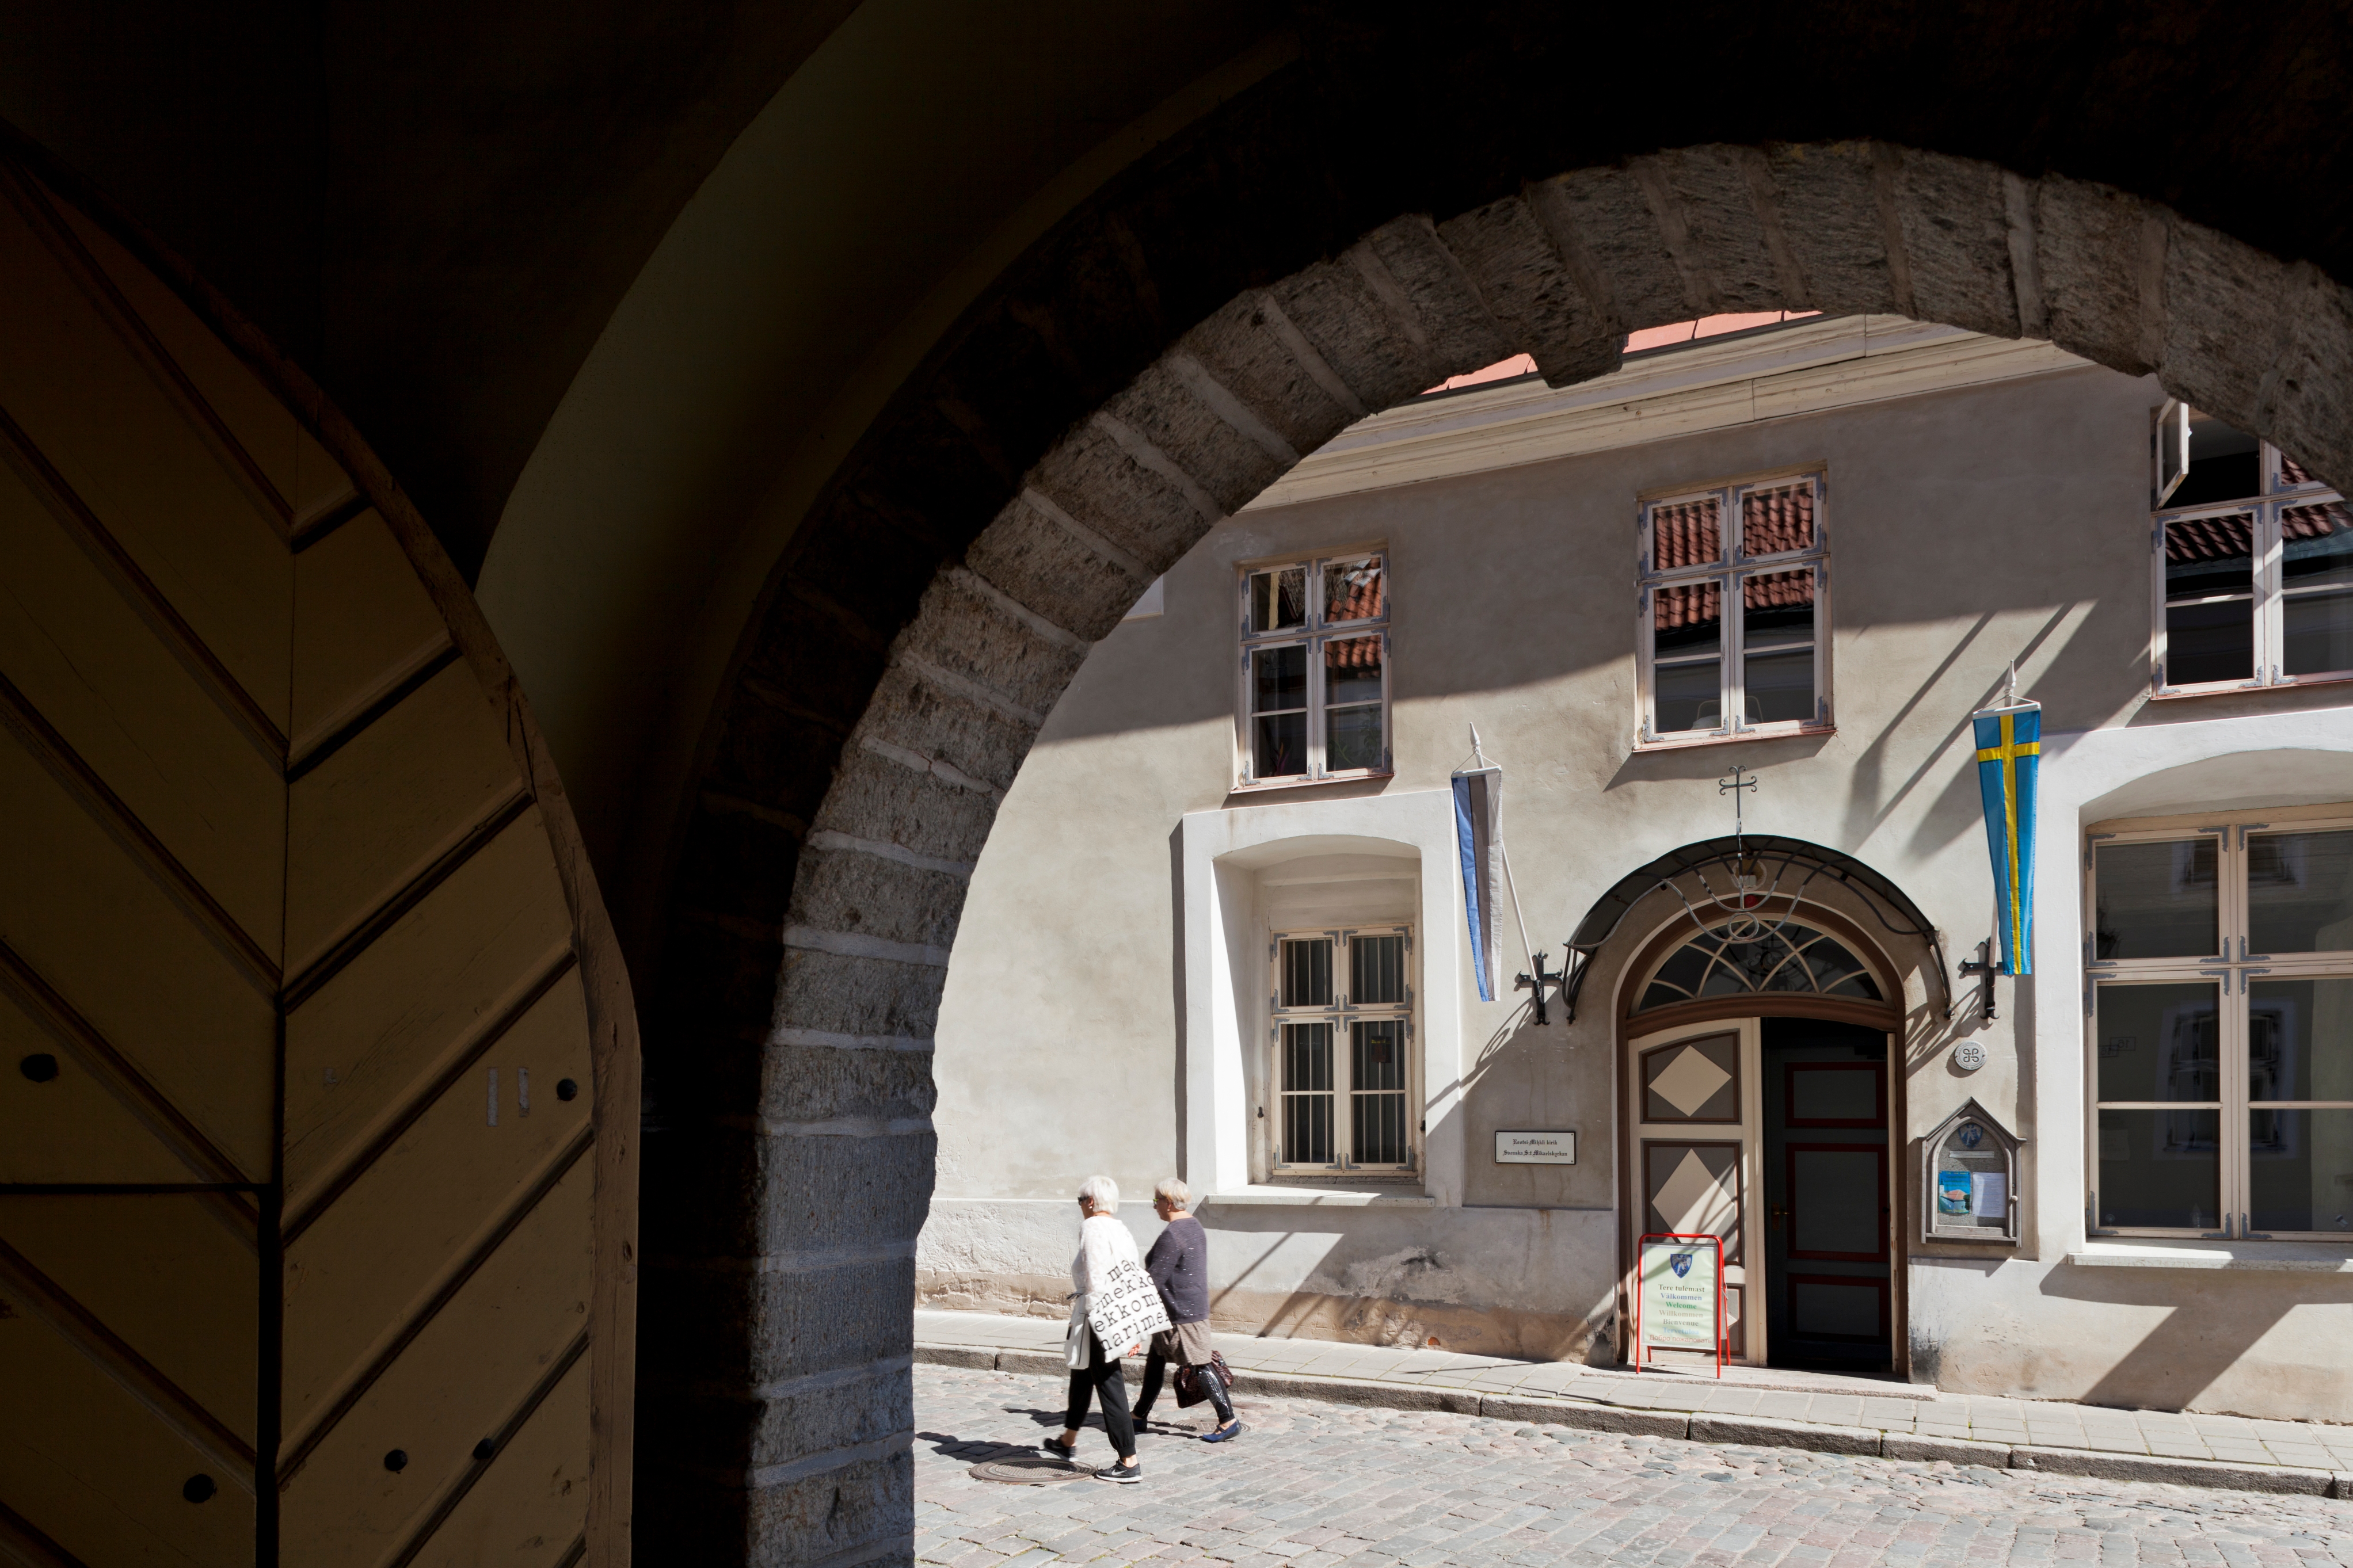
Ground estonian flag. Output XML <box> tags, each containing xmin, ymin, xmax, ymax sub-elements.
<box><xmin>1971</xmin><ymin>701</ymin><xmax>2040</xmax><ymax>976</ymax></box>
<box><xmin>1453</xmin><ymin>766</ymin><xmax>1503</xmax><ymax>1002</ymax></box>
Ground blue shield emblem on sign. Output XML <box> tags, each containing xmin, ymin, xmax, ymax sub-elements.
<box><xmin>1670</xmin><ymin>1252</ymin><xmax>1692</xmax><ymax>1279</ymax></box>
<box><xmin>1960</xmin><ymin>1123</ymin><xmax>1984</xmax><ymax>1150</ymax></box>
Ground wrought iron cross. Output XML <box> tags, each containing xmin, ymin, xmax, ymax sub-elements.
<box><xmin>1718</xmin><ymin>764</ymin><xmax>1758</xmax><ymax>838</ymax></box>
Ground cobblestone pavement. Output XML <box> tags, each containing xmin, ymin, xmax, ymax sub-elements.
<box><xmin>913</xmin><ymin>1366</ymin><xmax>2353</xmax><ymax>1568</ymax></box>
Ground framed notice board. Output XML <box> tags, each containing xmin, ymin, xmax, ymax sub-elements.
<box><xmin>1920</xmin><ymin>1098</ymin><xmax>2021</xmax><ymax>1245</ymax></box>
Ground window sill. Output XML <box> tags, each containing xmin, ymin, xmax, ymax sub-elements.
<box><xmin>1229</xmin><ymin>770</ymin><xmax>1393</xmax><ymax>796</ymax></box>
<box><xmin>1203</xmin><ymin>1184</ymin><xmax>1436</xmax><ymax>1209</ymax></box>
<box><xmin>2149</xmin><ymin>674</ymin><xmax>2353</xmax><ymax>700</ymax></box>
<box><xmin>2069</xmin><ymin>1238</ymin><xmax>2353</xmax><ymax>1273</ymax></box>
<box><xmin>1633</xmin><ymin>723</ymin><xmax>1834</xmax><ymax>754</ymax></box>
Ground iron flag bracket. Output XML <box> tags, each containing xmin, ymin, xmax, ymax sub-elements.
<box><xmin>1516</xmin><ymin>949</ymin><xmax>1557</xmax><ymax>1027</ymax></box>
<box><xmin>1958</xmin><ymin>938</ymin><xmax>1998</xmax><ymax>1021</ymax></box>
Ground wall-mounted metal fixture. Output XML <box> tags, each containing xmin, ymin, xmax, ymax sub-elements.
<box><xmin>1958</xmin><ymin>938</ymin><xmax>1998</xmax><ymax>1020</ymax></box>
<box><xmin>1921</xmin><ymin>1098</ymin><xmax>2023</xmax><ymax>1246</ymax></box>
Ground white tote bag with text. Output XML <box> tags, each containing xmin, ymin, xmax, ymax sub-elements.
<box><xmin>1083</xmin><ymin>1256</ymin><xmax>1172</xmax><ymax>1360</ymax></box>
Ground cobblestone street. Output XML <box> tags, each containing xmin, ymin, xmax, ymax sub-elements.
<box><xmin>914</xmin><ymin>1367</ymin><xmax>2353</xmax><ymax>1568</ymax></box>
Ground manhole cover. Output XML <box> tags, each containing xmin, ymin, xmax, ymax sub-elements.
<box><xmin>969</xmin><ymin>1456</ymin><xmax>1084</xmax><ymax>1484</ymax></box>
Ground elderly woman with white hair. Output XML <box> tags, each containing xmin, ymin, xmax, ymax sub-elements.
<box><xmin>1042</xmin><ymin>1174</ymin><xmax>1145</xmax><ymax>1481</ymax></box>
<box><xmin>1128</xmin><ymin>1177</ymin><xmax>1240</xmax><ymax>1441</ymax></box>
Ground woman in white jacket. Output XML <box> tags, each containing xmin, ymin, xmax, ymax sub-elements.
<box><xmin>1042</xmin><ymin>1174</ymin><xmax>1145</xmax><ymax>1481</ymax></box>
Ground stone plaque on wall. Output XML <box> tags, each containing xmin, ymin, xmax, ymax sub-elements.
<box><xmin>1495</xmin><ymin>1130</ymin><xmax>1577</xmax><ymax>1164</ymax></box>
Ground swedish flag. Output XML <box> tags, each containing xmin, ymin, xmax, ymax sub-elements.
<box><xmin>1973</xmin><ymin>703</ymin><xmax>2040</xmax><ymax>975</ymax></box>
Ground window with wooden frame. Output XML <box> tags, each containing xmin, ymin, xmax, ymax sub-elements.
<box><xmin>1237</xmin><ymin>550</ymin><xmax>1389</xmax><ymax>787</ymax></box>
<box><xmin>1270</xmin><ymin>925</ymin><xmax>1415</xmax><ymax>1172</ymax></box>
<box><xmin>1637</xmin><ymin>471</ymin><xmax>1830</xmax><ymax>745</ymax></box>
<box><xmin>2085</xmin><ymin>807</ymin><xmax>2353</xmax><ymax>1239</ymax></box>
<box><xmin>2149</xmin><ymin>405</ymin><xmax>2353</xmax><ymax>693</ymax></box>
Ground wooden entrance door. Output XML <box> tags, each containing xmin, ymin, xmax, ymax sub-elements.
<box><xmin>0</xmin><ymin>159</ymin><xmax>635</xmax><ymax>1565</ymax></box>
<box><xmin>1760</xmin><ymin>1018</ymin><xmax>1893</xmax><ymax>1368</ymax></box>
<box><xmin>1629</xmin><ymin>1018</ymin><xmax>1767</xmax><ymax>1363</ymax></box>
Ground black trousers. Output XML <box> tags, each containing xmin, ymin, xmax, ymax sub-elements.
<box><xmin>1063</xmin><ymin>1330</ymin><xmax>1136</xmax><ymax>1459</ymax></box>
<box><xmin>1132</xmin><ymin>1341</ymin><xmax>1234</xmax><ymax>1424</ymax></box>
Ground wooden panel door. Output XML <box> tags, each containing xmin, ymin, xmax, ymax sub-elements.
<box><xmin>1759</xmin><ymin>1021</ymin><xmax>1893</xmax><ymax>1369</ymax></box>
<box><xmin>0</xmin><ymin>158</ymin><xmax>636</xmax><ymax>1566</ymax></box>
<box><xmin>1627</xmin><ymin>1020</ymin><xmax>1766</xmax><ymax>1362</ymax></box>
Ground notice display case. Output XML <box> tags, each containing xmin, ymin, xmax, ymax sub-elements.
<box><xmin>1920</xmin><ymin>1098</ymin><xmax>2021</xmax><ymax>1245</ymax></box>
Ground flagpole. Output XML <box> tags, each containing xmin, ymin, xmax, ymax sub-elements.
<box><xmin>1469</xmin><ymin>726</ymin><xmax>1541</xmax><ymax>983</ymax></box>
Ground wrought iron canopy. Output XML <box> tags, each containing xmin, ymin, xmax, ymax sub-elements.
<box><xmin>1560</xmin><ymin>834</ymin><xmax>1949</xmax><ymax>1020</ymax></box>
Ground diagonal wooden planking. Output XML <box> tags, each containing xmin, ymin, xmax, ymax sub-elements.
<box><xmin>0</xmin><ymin>158</ymin><xmax>636</xmax><ymax>1565</ymax></box>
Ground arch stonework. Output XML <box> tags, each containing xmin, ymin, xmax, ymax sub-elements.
<box><xmin>639</xmin><ymin>140</ymin><xmax>2353</xmax><ymax>1558</ymax></box>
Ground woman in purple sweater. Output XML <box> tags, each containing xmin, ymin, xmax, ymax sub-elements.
<box><xmin>1129</xmin><ymin>1178</ymin><xmax>1242</xmax><ymax>1441</ymax></box>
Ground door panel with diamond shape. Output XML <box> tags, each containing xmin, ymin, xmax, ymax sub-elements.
<box><xmin>1642</xmin><ymin>1035</ymin><xmax>1741</xmax><ymax>1123</ymax></box>
<box><xmin>1629</xmin><ymin>1020</ymin><xmax>1765</xmax><ymax>1361</ymax></box>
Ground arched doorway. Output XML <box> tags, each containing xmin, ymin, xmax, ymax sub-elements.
<box><xmin>15</xmin><ymin>91</ymin><xmax>2353</xmax><ymax>1552</ymax></box>
<box><xmin>1617</xmin><ymin>899</ymin><xmax>1906</xmax><ymax>1373</ymax></box>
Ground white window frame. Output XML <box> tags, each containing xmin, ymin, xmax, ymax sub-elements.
<box><xmin>1635</xmin><ymin>467</ymin><xmax>1832</xmax><ymax>747</ymax></box>
<box><xmin>1235</xmin><ymin>548</ymin><xmax>1391</xmax><ymax>789</ymax></box>
<box><xmin>2150</xmin><ymin>438</ymin><xmax>2352</xmax><ymax>695</ymax></box>
<box><xmin>1269</xmin><ymin>924</ymin><xmax>1418</xmax><ymax>1173</ymax></box>
<box><xmin>2083</xmin><ymin>804</ymin><xmax>2353</xmax><ymax>1241</ymax></box>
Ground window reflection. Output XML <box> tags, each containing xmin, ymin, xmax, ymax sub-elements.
<box><xmin>2094</xmin><ymin>839</ymin><xmax>2219</xmax><ymax>959</ymax></box>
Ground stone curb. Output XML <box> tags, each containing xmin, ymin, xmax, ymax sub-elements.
<box><xmin>1883</xmin><ymin>1434</ymin><xmax>2011</xmax><ymax>1468</ymax></box>
<box><xmin>916</xmin><ymin>1342</ymin><xmax>2353</xmax><ymax>1498</ymax></box>
<box><xmin>1482</xmin><ymin>1393</ymin><xmax>1687</xmax><ymax>1439</ymax></box>
<box><xmin>1690</xmin><ymin>1413</ymin><xmax>1882</xmax><ymax>1456</ymax></box>
<box><xmin>2008</xmin><ymin>1444</ymin><xmax>2337</xmax><ymax>1495</ymax></box>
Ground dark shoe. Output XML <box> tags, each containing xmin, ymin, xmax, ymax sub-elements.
<box><xmin>1041</xmin><ymin>1436</ymin><xmax>1079</xmax><ymax>1461</ymax></box>
<box><xmin>1201</xmin><ymin>1420</ymin><xmax>1244</xmax><ymax>1443</ymax></box>
<box><xmin>1094</xmin><ymin>1459</ymin><xmax>1143</xmax><ymax>1482</ymax></box>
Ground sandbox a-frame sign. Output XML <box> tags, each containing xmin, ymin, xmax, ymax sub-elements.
<box><xmin>1635</xmin><ymin>1233</ymin><xmax>1726</xmax><ymax>1376</ymax></box>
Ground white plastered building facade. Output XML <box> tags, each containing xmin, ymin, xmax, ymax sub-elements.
<box><xmin>919</xmin><ymin>315</ymin><xmax>2353</xmax><ymax>1419</ymax></box>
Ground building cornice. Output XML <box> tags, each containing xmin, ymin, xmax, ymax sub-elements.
<box><xmin>1247</xmin><ymin>315</ymin><xmax>2093</xmax><ymax>512</ymax></box>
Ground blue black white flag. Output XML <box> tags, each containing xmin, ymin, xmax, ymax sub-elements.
<box><xmin>1971</xmin><ymin>700</ymin><xmax>2041</xmax><ymax>975</ymax></box>
<box><xmin>1453</xmin><ymin>766</ymin><xmax>1503</xmax><ymax>1002</ymax></box>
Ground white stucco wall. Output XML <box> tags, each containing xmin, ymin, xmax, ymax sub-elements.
<box><xmin>920</xmin><ymin>319</ymin><xmax>2353</xmax><ymax>1403</ymax></box>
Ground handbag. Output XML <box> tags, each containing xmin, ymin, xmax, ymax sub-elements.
<box><xmin>1174</xmin><ymin>1349</ymin><xmax>1232</xmax><ymax>1409</ymax></box>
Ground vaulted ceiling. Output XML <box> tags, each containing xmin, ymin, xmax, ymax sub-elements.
<box><xmin>7</xmin><ymin>0</ymin><xmax>2350</xmax><ymax>967</ymax></box>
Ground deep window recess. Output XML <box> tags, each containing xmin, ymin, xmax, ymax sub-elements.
<box><xmin>1238</xmin><ymin>551</ymin><xmax>1390</xmax><ymax>786</ymax></box>
<box><xmin>2150</xmin><ymin>408</ymin><xmax>2353</xmax><ymax>692</ymax></box>
<box><xmin>1638</xmin><ymin>473</ymin><xmax>1830</xmax><ymax>743</ymax></box>
<box><xmin>1271</xmin><ymin>926</ymin><xmax>1415</xmax><ymax>1172</ymax></box>
<box><xmin>2087</xmin><ymin>813</ymin><xmax>2353</xmax><ymax>1238</ymax></box>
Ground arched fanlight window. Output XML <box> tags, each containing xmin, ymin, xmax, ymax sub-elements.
<box><xmin>1638</xmin><ymin>920</ymin><xmax>1883</xmax><ymax>1012</ymax></box>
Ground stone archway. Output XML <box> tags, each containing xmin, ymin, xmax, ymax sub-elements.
<box><xmin>638</xmin><ymin>140</ymin><xmax>2353</xmax><ymax>1559</ymax></box>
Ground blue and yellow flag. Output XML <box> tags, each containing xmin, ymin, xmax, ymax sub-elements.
<box><xmin>1972</xmin><ymin>703</ymin><xmax>2040</xmax><ymax>975</ymax></box>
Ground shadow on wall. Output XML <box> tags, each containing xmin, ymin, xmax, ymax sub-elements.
<box><xmin>2032</xmin><ymin>1265</ymin><xmax>2353</xmax><ymax>1416</ymax></box>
